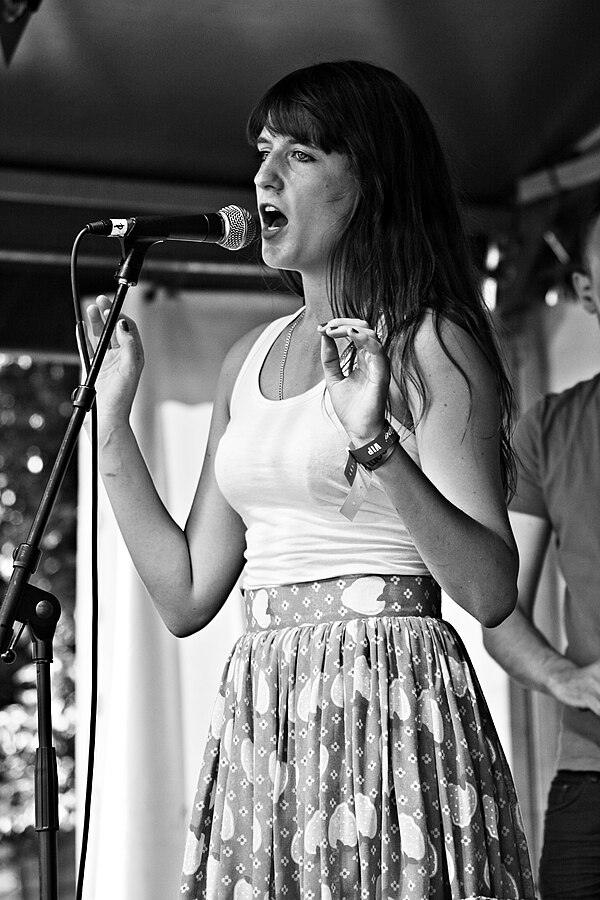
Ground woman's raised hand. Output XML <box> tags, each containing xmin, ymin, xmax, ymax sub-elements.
<box><xmin>318</xmin><ymin>318</ymin><xmax>391</xmax><ymax>445</ymax></box>
<box><xmin>86</xmin><ymin>294</ymin><xmax>145</xmax><ymax>425</ymax></box>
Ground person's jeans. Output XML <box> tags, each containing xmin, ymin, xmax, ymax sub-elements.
<box><xmin>539</xmin><ymin>769</ymin><xmax>600</xmax><ymax>899</ymax></box>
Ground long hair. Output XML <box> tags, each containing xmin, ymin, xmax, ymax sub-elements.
<box><xmin>247</xmin><ymin>60</ymin><xmax>516</xmax><ymax>498</ymax></box>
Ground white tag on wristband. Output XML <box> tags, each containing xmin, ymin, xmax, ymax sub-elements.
<box><xmin>340</xmin><ymin>458</ymin><xmax>372</xmax><ymax>520</ymax></box>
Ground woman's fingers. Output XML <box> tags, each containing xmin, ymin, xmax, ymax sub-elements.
<box><xmin>318</xmin><ymin>320</ymin><xmax>388</xmax><ymax>380</ymax></box>
<box><xmin>320</xmin><ymin>317</ymin><xmax>371</xmax><ymax>330</ymax></box>
<box><xmin>319</xmin><ymin>320</ymin><xmax>381</xmax><ymax>353</ymax></box>
<box><xmin>114</xmin><ymin>316</ymin><xmax>144</xmax><ymax>369</ymax></box>
<box><xmin>86</xmin><ymin>295</ymin><xmax>138</xmax><ymax>351</ymax></box>
<box><xmin>86</xmin><ymin>296</ymin><xmax>108</xmax><ymax>335</ymax></box>
<box><xmin>318</xmin><ymin>319</ymin><xmax>391</xmax><ymax>402</ymax></box>
<box><xmin>86</xmin><ymin>295</ymin><xmax>116</xmax><ymax>348</ymax></box>
<box><xmin>319</xmin><ymin>329</ymin><xmax>344</xmax><ymax>385</ymax></box>
<box><xmin>317</xmin><ymin>320</ymin><xmax>391</xmax><ymax>443</ymax></box>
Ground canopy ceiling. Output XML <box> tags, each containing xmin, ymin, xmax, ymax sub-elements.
<box><xmin>2</xmin><ymin>0</ymin><xmax>600</xmax><ymax>354</ymax></box>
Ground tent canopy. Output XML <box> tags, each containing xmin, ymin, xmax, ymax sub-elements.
<box><xmin>2</xmin><ymin>0</ymin><xmax>600</xmax><ymax>353</ymax></box>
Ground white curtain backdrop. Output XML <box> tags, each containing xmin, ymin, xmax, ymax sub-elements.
<box><xmin>75</xmin><ymin>285</ymin><xmax>512</xmax><ymax>898</ymax></box>
<box><xmin>75</xmin><ymin>286</ymin><xmax>294</xmax><ymax>899</ymax></box>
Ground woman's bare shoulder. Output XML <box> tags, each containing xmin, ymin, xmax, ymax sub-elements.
<box><xmin>410</xmin><ymin>310</ymin><xmax>496</xmax><ymax>387</ymax></box>
<box><xmin>217</xmin><ymin>319</ymin><xmax>276</xmax><ymax>401</ymax></box>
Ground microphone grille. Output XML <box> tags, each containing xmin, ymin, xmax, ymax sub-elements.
<box><xmin>219</xmin><ymin>205</ymin><xmax>259</xmax><ymax>251</ymax></box>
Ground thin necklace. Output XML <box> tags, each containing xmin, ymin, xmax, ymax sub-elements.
<box><xmin>278</xmin><ymin>310</ymin><xmax>305</xmax><ymax>400</ymax></box>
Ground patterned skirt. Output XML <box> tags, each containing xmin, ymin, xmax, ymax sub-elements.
<box><xmin>180</xmin><ymin>574</ymin><xmax>535</xmax><ymax>900</ymax></box>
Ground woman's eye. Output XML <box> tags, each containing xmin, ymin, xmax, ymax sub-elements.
<box><xmin>292</xmin><ymin>150</ymin><xmax>313</xmax><ymax>162</ymax></box>
<box><xmin>257</xmin><ymin>149</ymin><xmax>269</xmax><ymax>163</ymax></box>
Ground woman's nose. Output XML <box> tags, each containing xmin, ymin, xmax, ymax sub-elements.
<box><xmin>254</xmin><ymin>154</ymin><xmax>284</xmax><ymax>190</ymax></box>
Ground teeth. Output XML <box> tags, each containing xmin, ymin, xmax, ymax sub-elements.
<box><xmin>262</xmin><ymin>204</ymin><xmax>286</xmax><ymax>230</ymax></box>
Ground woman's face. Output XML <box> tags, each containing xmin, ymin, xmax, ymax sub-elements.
<box><xmin>254</xmin><ymin>127</ymin><xmax>357</xmax><ymax>279</ymax></box>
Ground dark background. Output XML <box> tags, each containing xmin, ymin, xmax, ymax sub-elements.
<box><xmin>2</xmin><ymin>0</ymin><xmax>600</xmax><ymax>356</ymax></box>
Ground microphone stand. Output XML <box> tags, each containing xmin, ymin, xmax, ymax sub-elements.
<box><xmin>0</xmin><ymin>238</ymin><xmax>156</xmax><ymax>900</ymax></box>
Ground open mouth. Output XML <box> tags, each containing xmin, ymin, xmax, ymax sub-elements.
<box><xmin>261</xmin><ymin>204</ymin><xmax>288</xmax><ymax>231</ymax></box>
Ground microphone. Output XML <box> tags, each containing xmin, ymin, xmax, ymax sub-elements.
<box><xmin>85</xmin><ymin>204</ymin><xmax>259</xmax><ymax>251</ymax></box>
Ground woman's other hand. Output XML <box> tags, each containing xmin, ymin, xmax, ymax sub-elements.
<box><xmin>319</xmin><ymin>318</ymin><xmax>391</xmax><ymax>444</ymax></box>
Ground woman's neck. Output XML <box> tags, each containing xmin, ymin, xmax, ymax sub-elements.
<box><xmin>299</xmin><ymin>275</ymin><xmax>334</xmax><ymax>328</ymax></box>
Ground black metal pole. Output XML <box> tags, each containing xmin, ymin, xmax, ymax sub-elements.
<box><xmin>30</xmin><ymin>586</ymin><xmax>61</xmax><ymax>900</ymax></box>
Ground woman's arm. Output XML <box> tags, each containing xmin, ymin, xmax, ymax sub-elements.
<box><xmin>320</xmin><ymin>313</ymin><xmax>518</xmax><ymax>626</ymax></box>
<box><xmin>87</xmin><ymin>296</ymin><xmax>253</xmax><ymax>637</ymax></box>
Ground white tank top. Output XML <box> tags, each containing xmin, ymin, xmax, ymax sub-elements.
<box><xmin>214</xmin><ymin>309</ymin><xmax>429</xmax><ymax>588</ymax></box>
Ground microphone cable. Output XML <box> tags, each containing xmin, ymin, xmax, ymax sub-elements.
<box><xmin>70</xmin><ymin>229</ymin><xmax>99</xmax><ymax>900</ymax></box>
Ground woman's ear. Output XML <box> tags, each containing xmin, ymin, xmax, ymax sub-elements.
<box><xmin>571</xmin><ymin>270</ymin><xmax>597</xmax><ymax>315</ymax></box>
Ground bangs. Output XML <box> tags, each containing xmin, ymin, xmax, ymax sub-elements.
<box><xmin>247</xmin><ymin>86</ymin><xmax>343</xmax><ymax>154</ymax></box>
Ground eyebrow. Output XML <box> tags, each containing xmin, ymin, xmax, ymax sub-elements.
<box><xmin>256</xmin><ymin>131</ymin><xmax>320</xmax><ymax>150</ymax></box>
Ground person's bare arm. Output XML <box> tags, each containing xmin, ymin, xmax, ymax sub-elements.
<box><xmin>483</xmin><ymin>510</ymin><xmax>600</xmax><ymax>716</ymax></box>
<box><xmin>320</xmin><ymin>314</ymin><xmax>518</xmax><ymax>626</ymax></box>
<box><xmin>87</xmin><ymin>296</ymin><xmax>259</xmax><ymax>636</ymax></box>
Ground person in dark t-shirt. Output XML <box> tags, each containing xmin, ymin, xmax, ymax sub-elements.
<box><xmin>483</xmin><ymin>205</ymin><xmax>600</xmax><ymax>899</ymax></box>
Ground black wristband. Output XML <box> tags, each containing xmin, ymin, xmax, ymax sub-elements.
<box><xmin>348</xmin><ymin>421</ymin><xmax>399</xmax><ymax>471</ymax></box>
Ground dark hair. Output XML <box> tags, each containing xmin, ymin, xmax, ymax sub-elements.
<box><xmin>247</xmin><ymin>60</ymin><xmax>515</xmax><ymax>498</ymax></box>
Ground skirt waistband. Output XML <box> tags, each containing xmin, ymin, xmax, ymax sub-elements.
<box><xmin>243</xmin><ymin>573</ymin><xmax>441</xmax><ymax>632</ymax></box>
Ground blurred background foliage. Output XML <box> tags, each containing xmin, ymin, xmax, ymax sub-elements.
<box><xmin>0</xmin><ymin>353</ymin><xmax>78</xmax><ymax>892</ymax></box>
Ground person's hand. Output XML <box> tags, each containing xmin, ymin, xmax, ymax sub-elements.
<box><xmin>319</xmin><ymin>318</ymin><xmax>391</xmax><ymax>445</ymax></box>
<box><xmin>549</xmin><ymin>658</ymin><xmax>600</xmax><ymax>717</ymax></box>
<box><xmin>86</xmin><ymin>294</ymin><xmax>144</xmax><ymax>426</ymax></box>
